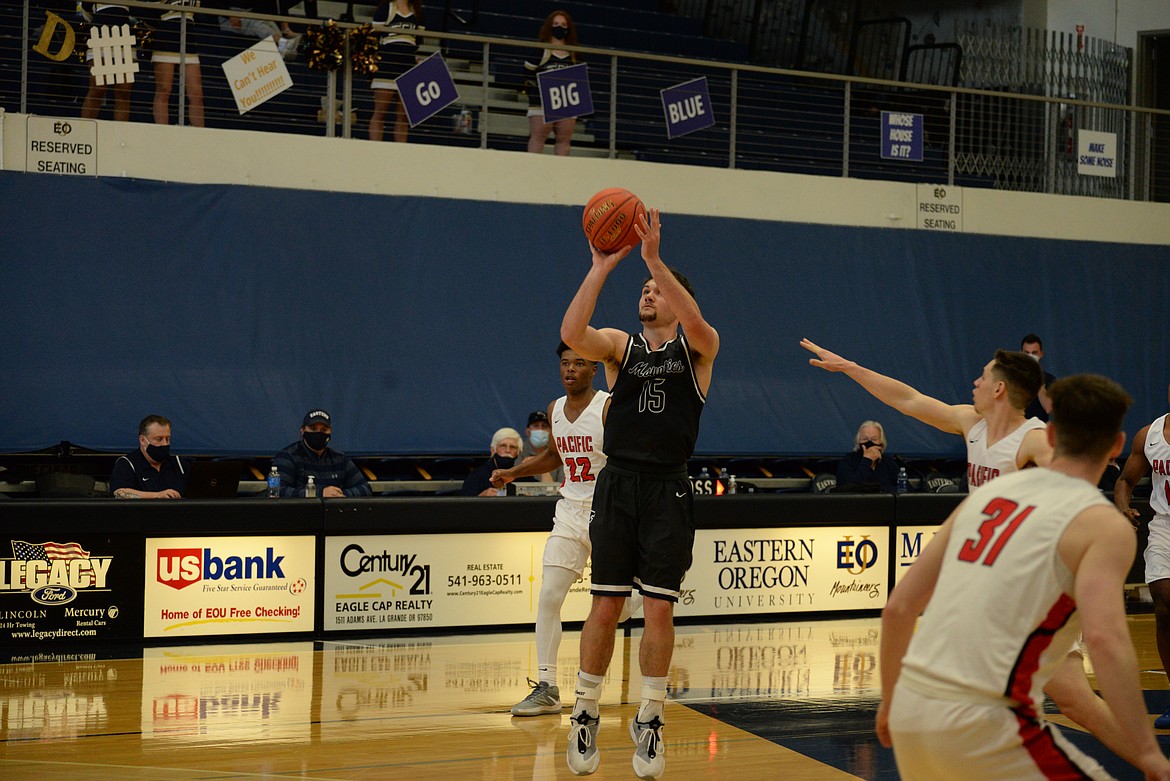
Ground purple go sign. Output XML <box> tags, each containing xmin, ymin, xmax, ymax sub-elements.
<box><xmin>396</xmin><ymin>53</ymin><xmax>460</xmax><ymax>127</ymax></box>
<box><xmin>537</xmin><ymin>62</ymin><xmax>593</xmax><ymax>122</ymax></box>
<box><xmin>660</xmin><ymin>77</ymin><xmax>715</xmax><ymax>139</ymax></box>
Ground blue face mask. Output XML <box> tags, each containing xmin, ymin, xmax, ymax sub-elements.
<box><xmin>530</xmin><ymin>429</ymin><xmax>550</xmax><ymax>448</ymax></box>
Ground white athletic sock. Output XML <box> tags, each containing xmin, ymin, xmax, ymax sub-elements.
<box><xmin>574</xmin><ymin>671</ymin><xmax>605</xmax><ymax>718</ymax></box>
<box><xmin>637</xmin><ymin>676</ymin><xmax>668</xmax><ymax>722</ymax></box>
<box><xmin>536</xmin><ymin>565</ymin><xmax>576</xmax><ymax>685</ymax></box>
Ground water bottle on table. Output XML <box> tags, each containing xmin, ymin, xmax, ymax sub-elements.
<box><xmin>267</xmin><ymin>466</ymin><xmax>280</xmax><ymax>498</ymax></box>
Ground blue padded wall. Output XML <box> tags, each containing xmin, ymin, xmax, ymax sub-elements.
<box><xmin>2</xmin><ymin>170</ymin><xmax>1168</xmax><ymax>457</ymax></box>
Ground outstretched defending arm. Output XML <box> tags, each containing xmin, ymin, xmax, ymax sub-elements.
<box><xmin>801</xmin><ymin>338</ymin><xmax>975</xmax><ymax>436</ymax></box>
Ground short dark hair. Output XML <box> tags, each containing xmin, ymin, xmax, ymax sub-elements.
<box><xmin>1021</xmin><ymin>333</ymin><xmax>1043</xmax><ymax>349</ymax></box>
<box><xmin>1049</xmin><ymin>374</ymin><xmax>1132</xmax><ymax>459</ymax></box>
<box><xmin>991</xmin><ymin>350</ymin><xmax>1043</xmax><ymax>411</ymax></box>
<box><xmin>138</xmin><ymin>414</ymin><xmax>171</xmax><ymax>436</ymax></box>
<box><xmin>642</xmin><ymin>267</ymin><xmax>697</xmax><ymax>301</ymax></box>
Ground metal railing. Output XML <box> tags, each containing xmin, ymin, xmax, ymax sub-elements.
<box><xmin>4</xmin><ymin>1</ymin><xmax>1168</xmax><ymax>199</ymax></box>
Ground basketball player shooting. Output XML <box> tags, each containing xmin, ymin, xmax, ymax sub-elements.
<box><xmin>561</xmin><ymin>207</ymin><xmax>719</xmax><ymax>779</ymax></box>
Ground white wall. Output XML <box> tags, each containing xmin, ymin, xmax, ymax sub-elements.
<box><xmin>3</xmin><ymin>110</ymin><xmax>1170</xmax><ymax>246</ymax></box>
<box><xmin>1046</xmin><ymin>0</ymin><xmax>1170</xmax><ymax>48</ymax></box>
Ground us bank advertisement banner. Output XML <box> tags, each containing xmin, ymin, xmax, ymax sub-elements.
<box><xmin>676</xmin><ymin>527</ymin><xmax>889</xmax><ymax>617</ymax></box>
<box><xmin>324</xmin><ymin>532</ymin><xmax>594</xmax><ymax>630</ymax></box>
<box><xmin>142</xmin><ymin>643</ymin><xmax>313</xmax><ymax>742</ymax></box>
<box><xmin>144</xmin><ymin>537</ymin><xmax>315</xmax><ymax>638</ymax></box>
<box><xmin>1</xmin><ymin>535</ymin><xmax>142</xmax><ymax>644</ymax></box>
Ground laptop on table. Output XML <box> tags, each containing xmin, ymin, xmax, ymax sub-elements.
<box><xmin>184</xmin><ymin>461</ymin><xmax>243</xmax><ymax>499</ymax></box>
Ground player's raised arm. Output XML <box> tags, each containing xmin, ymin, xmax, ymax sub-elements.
<box><xmin>560</xmin><ymin>244</ymin><xmax>631</xmax><ymax>371</ymax></box>
<box><xmin>801</xmin><ymin>338</ymin><xmax>974</xmax><ymax>436</ymax></box>
<box><xmin>1115</xmin><ymin>423</ymin><xmax>1153</xmax><ymax>524</ymax></box>
<box><xmin>636</xmin><ymin>208</ymin><xmax>719</xmax><ymax>363</ymax></box>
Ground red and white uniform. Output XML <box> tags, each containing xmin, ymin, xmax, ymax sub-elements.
<box><xmin>544</xmin><ymin>391</ymin><xmax>608</xmax><ymax>574</ymax></box>
<box><xmin>890</xmin><ymin>468</ymin><xmax>1114</xmax><ymax>780</ymax></box>
<box><xmin>966</xmin><ymin>417</ymin><xmax>1046</xmax><ymax>488</ymax></box>
<box><xmin>1146</xmin><ymin>414</ymin><xmax>1170</xmax><ymax>519</ymax></box>
<box><xmin>1142</xmin><ymin>414</ymin><xmax>1170</xmax><ymax>584</ymax></box>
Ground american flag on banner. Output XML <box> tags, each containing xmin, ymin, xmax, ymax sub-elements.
<box><xmin>12</xmin><ymin>540</ymin><xmax>91</xmax><ymax>561</ymax></box>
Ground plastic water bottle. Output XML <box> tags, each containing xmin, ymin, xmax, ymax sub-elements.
<box><xmin>897</xmin><ymin>467</ymin><xmax>909</xmax><ymax>494</ymax></box>
<box><xmin>305</xmin><ymin>475</ymin><xmax>316</xmax><ymax>498</ymax></box>
<box><xmin>727</xmin><ymin>474</ymin><xmax>737</xmax><ymax>494</ymax></box>
<box><xmin>267</xmin><ymin>466</ymin><xmax>280</xmax><ymax>498</ymax></box>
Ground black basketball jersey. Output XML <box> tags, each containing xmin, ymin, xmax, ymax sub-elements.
<box><xmin>604</xmin><ymin>332</ymin><xmax>705</xmax><ymax>472</ymax></box>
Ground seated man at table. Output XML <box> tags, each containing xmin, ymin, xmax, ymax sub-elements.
<box><xmin>272</xmin><ymin>408</ymin><xmax>372</xmax><ymax>498</ymax></box>
<box><xmin>109</xmin><ymin>414</ymin><xmax>188</xmax><ymax>499</ymax></box>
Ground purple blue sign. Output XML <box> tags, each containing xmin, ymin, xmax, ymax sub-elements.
<box><xmin>537</xmin><ymin>63</ymin><xmax>593</xmax><ymax>122</ymax></box>
<box><xmin>660</xmin><ymin>77</ymin><xmax>715</xmax><ymax>139</ymax></box>
<box><xmin>880</xmin><ymin>111</ymin><xmax>924</xmax><ymax>161</ymax></box>
<box><xmin>397</xmin><ymin>53</ymin><xmax>460</xmax><ymax>127</ymax></box>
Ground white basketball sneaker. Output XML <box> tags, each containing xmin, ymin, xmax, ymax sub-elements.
<box><xmin>630</xmin><ymin>715</ymin><xmax>665</xmax><ymax>779</ymax></box>
<box><xmin>566</xmin><ymin>710</ymin><xmax>601</xmax><ymax>775</ymax></box>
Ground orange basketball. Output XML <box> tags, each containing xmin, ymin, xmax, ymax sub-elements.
<box><xmin>582</xmin><ymin>188</ymin><xmax>646</xmax><ymax>253</ymax></box>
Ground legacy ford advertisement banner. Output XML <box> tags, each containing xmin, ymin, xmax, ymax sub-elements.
<box><xmin>0</xmin><ymin>535</ymin><xmax>142</xmax><ymax>644</ymax></box>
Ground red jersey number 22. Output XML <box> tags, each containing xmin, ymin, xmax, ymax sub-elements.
<box><xmin>957</xmin><ymin>497</ymin><xmax>1035</xmax><ymax>566</ymax></box>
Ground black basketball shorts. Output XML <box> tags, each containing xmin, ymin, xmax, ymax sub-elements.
<box><xmin>588</xmin><ymin>466</ymin><xmax>695</xmax><ymax>602</ymax></box>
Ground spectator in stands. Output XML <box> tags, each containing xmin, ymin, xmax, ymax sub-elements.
<box><xmin>80</xmin><ymin>3</ymin><xmax>134</xmax><ymax>122</ymax></box>
<box><xmin>519</xmin><ymin>409</ymin><xmax>561</xmax><ymax>483</ymax></box>
<box><xmin>217</xmin><ymin>1</ymin><xmax>302</xmax><ymax>62</ymax></box>
<box><xmin>151</xmin><ymin>0</ymin><xmax>206</xmax><ymax>127</ymax></box>
<box><xmin>525</xmin><ymin>10</ymin><xmax>579</xmax><ymax>156</ymax></box>
<box><xmin>836</xmin><ymin>420</ymin><xmax>899</xmax><ymax>493</ymax></box>
<box><xmin>272</xmin><ymin>409</ymin><xmax>372</xmax><ymax>497</ymax></box>
<box><xmin>1021</xmin><ymin>333</ymin><xmax>1056</xmax><ymax>421</ymax></box>
<box><xmin>461</xmin><ymin>427</ymin><xmax>522</xmax><ymax>496</ymax></box>
<box><xmin>109</xmin><ymin>414</ymin><xmax>188</xmax><ymax>498</ymax></box>
<box><xmin>369</xmin><ymin>0</ymin><xmax>424</xmax><ymax>143</ymax></box>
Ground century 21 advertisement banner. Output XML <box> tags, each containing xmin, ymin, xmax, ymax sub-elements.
<box><xmin>144</xmin><ymin>537</ymin><xmax>315</xmax><ymax>638</ymax></box>
<box><xmin>325</xmin><ymin>526</ymin><xmax>888</xmax><ymax>630</ymax></box>
<box><xmin>324</xmin><ymin>532</ymin><xmax>594</xmax><ymax>630</ymax></box>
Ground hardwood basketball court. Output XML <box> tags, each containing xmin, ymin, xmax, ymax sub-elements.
<box><xmin>2</xmin><ymin>613</ymin><xmax>1167</xmax><ymax>780</ymax></box>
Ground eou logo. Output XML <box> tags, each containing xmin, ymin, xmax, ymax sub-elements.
<box><xmin>837</xmin><ymin>536</ymin><xmax>879</xmax><ymax>575</ymax></box>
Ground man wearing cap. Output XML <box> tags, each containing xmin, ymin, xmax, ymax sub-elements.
<box><xmin>519</xmin><ymin>409</ymin><xmax>563</xmax><ymax>484</ymax></box>
<box><xmin>271</xmin><ymin>409</ymin><xmax>372</xmax><ymax>498</ymax></box>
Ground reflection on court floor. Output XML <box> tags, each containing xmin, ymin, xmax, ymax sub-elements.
<box><xmin>0</xmin><ymin>614</ymin><xmax>1167</xmax><ymax>780</ymax></box>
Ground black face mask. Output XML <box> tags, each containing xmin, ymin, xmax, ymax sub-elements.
<box><xmin>551</xmin><ymin>25</ymin><xmax>568</xmax><ymax>40</ymax></box>
<box><xmin>858</xmin><ymin>441</ymin><xmax>881</xmax><ymax>451</ymax></box>
<box><xmin>492</xmin><ymin>455</ymin><xmax>515</xmax><ymax>470</ymax></box>
<box><xmin>146</xmin><ymin>444</ymin><xmax>170</xmax><ymax>463</ymax></box>
<box><xmin>303</xmin><ymin>431</ymin><xmax>331</xmax><ymax>451</ymax></box>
